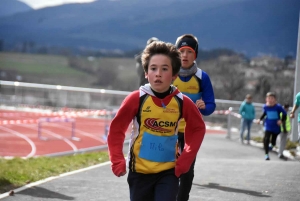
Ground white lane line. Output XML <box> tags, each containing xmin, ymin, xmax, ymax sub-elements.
<box><xmin>19</xmin><ymin>124</ymin><xmax>78</xmax><ymax>152</ymax></box>
<box><xmin>0</xmin><ymin>160</ymin><xmax>114</xmax><ymax>199</ymax></box>
<box><xmin>50</xmin><ymin>124</ymin><xmax>106</xmax><ymax>143</ymax></box>
<box><xmin>0</xmin><ymin>126</ymin><xmax>36</xmax><ymax>158</ymax></box>
<box><xmin>72</xmin><ymin>121</ymin><xmax>107</xmax><ymax>126</ymax></box>
<box><xmin>0</xmin><ymin>133</ymin><xmax>37</xmax><ymax>138</ymax></box>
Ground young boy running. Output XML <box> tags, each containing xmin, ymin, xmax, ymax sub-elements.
<box><xmin>107</xmin><ymin>41</ymin><xmax>206</xmax><ymax>201</ymax></box>
<box><xmin>173</xmin><ymin>34</ymin><xmax>216</xmax><ymax>201</ymax></box>
<box><xmin>255</xmin><ymin>92</ymin><xmax>287</xmax><ymax>160</ymax></box>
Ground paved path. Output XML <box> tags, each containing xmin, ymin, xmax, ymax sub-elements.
<box><xmin>1</xmin><ymin>133</ymin><xmax>300</xmax><ymax>201</ymax></box>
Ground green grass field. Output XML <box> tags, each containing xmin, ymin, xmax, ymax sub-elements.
<box><xmin>0</xmin><ymin>53</ymin><xmax>82</xmax><ymax>75</ymax></box>
<box><xmin>0</xmin><ymin>152</ymin><xmax>110</xmax><ymax>194</ymax></box>
<box><xmin>0</xmin><ymin>52</ymin><xmax>138</xmax><ymax>90</ymax></box>
<box><xmin>0</xmin><ymin>52</ymin><xmax>98</xmax><ymax>87</ymax></box>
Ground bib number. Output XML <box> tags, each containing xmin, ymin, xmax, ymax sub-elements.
<box><xmin>139</xmin><ymin>132</ymin><xmax>177</xmax><ymax>162</ymax></box>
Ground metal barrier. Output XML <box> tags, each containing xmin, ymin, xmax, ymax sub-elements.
<box><xmin>0</xmin><ymin>80</ymin><xmax>130</xmax><ymax>110</ymax></box>
<box><xmin>1</xmin><ymin>80</ymin><xmax>266</xmax><ymax>141</ymax></box>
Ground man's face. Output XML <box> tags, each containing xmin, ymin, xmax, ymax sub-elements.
<box><xmin>145</xmin><ymin>54</ymin><xmax>177</xmax><ymax>93</ymax></box>
<box><xmin>179</xmin><ymin>48</ymin><xmax>195</xmax><ymax>69</ymax></box>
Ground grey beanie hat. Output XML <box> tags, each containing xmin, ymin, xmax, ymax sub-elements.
<box><xmin>147</xmin><ymin>37</ymin><xmax>159</xmax><ymax>45</ymax></box>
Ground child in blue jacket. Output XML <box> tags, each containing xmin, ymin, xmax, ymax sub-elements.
<box><xmin>255</xmin><ymin>92</ymin><xmax>287</xmax><ymax>160</ymax></box>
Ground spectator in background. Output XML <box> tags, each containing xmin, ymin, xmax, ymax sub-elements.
<box><xmin>255</xmin><ymin>92</ymin><xmax>287</xmax><ymax>160</ymax></box>
<box><xmin>290</xmin><ymin>92</ymin><xmax>300</xmax><ymax>142</ymax></box>
<box><xmin>239</xmin><ymin>94</ymin><xmax>255</xmax><ymax>144</ymax></box>
<box><xmin>135</xmin><ymin>37</ymin><xmax>159</xmax><ymax>86</ymax></box>
<box><xmin>278</xmin><ymin>103</ymin><xmax>291</xmax><ymax>159</ymax></box>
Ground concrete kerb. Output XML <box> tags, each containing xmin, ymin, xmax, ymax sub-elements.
<box><xmin>228</xmin><ymin>130</ymin><xmax>300</xmax><ymax>161</ymax></box>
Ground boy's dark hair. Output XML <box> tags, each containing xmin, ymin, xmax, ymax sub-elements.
<box><xmin>245</xmin><ymin>94</ymin><xmax>252</xmax><ymax>99</ymax></box>
<box><xmin>175</xmin><ymin>34</ymin><xmax>198</xmax><ymax>58</ymax></box>
<box><xmin>141</xmin><ymin>41</ymin><xmax>181</xmax><ymax>76</ymax></box>
<box><xmin>283</xmin><ymin>103</ymin><xmax>289</xmax><ymax>109</ymax></box>
<box><xmin>266</xmin><ymin>92</ymin><xmax>276</xmax><ymax>98</ymax></box>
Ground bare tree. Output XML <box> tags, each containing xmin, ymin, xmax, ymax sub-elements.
<box><xmin>255</xmin><ymin>75</ymin><xmax>271</xmax><ymax>102</ymax></box>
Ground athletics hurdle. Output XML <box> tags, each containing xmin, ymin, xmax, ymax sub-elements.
<box><xmin>101</xmin><ymin>109</ymin><xmax>114</xmax><ymax>142</ymax></box>
<box><xmin>38</xmin><ymin>117</ymin><xmax>80</xmax><ymax>141</ymax></box>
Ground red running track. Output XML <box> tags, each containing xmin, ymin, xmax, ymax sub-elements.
<box><xmin>0</xmin><ymin>109</ymin><xmax>226</xmax><ymax>158</ymax></box>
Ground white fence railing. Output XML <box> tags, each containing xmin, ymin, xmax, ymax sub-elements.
<box><xmin>0</xmin><ymin>80</ymin><xmax>266</xmax><ymax>139</ymax></box>
<box><xmin>0</xmin><ymin>80</ymin><xmax>130</xmax><ymax>110</ymax></box>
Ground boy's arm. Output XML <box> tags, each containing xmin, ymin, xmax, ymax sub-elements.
<box><xmin>255</xmin><ymin>111</ymin><xmax>266</xmax><ymax>124</ymax></box>
<box><xmin>290</xmin><ymin>93</ymin><xmax>300</xmax><ymax>118</ymax></box>
<box><xmin>239</xmin><ymin>103</ymin><xmax>244</xmax><ymax>115</ymax></box>
<box><xmin>280</xmin><ymin>106</ymin><xmax>287</xmax><ymax>131</ymax></box>
<box><xmin>200</xmin><ymin>72</ymin><xmax>216</xmax><ymax>116</ymax></box>
<box><xmin>107</xmin><ymin>91</ymin><xmax>139</xmax><ymax>177</ymax></box>
<box><xmin>290</xmin><ymin>105</ymin><xmax>299</xmax><ymax>118</ymax></box>
<box><xmin>175</xmin><ymin>95</ymin><xmax>206</xmax><ymax>177</ymax></box>
<box><xmin>281</xmin><ymin>113</ymin><xmax>287</xmax><ymax>132</ymax></box>
<box><xmin>259</xmin><ymin>111</ymin><xmax>266</xmax><ymax>121</ymax></box>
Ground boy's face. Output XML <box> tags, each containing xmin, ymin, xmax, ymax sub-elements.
<box><xmin>246</xmin><ymin>97</ymin><xmax>252</xmax><ymax>103</ymax></box>
<box><xmin>266</xmin><ymin>96</ymin><xmax>276</xmax><ymax>106</ymax></box>
<box><xmin>179</xmin><ymin>48</ymin><xmax>195</xmax><ymax>69</ymax></box>
<box><xmin>145</xmin><ymin>54</ymin><xmax>177</xmax><ymax>93</ymax></box>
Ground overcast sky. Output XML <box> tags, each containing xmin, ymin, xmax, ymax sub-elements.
<box><xmin>18</xmin><ymin>0</ymin><xmax>97</xmax><ymax>9</ymax></box>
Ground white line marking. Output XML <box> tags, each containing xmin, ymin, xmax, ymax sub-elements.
<box><xmin>19</xmin><ymin>124</ymin><xmax>78</xmax><ymax>152</ymax></box>
<box><xmin>0</xmin><ymin>161</ymin><xmax>115</xmax><ymax>199</ymax></box>
<box><xmin>0</xmin><ymin>126</ymin><xmax>36</xmax><ymax>158</ymax></box>
<box><xmin>50</xmin><ymin>124</ymin><xmax>106</xmax><ymax>143</ymax></box>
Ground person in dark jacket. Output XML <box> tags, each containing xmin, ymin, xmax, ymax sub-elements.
<box><xmin>135</xmin><ymin>37</ymin><xmax>159</xmax><ymax>86</ymax></box>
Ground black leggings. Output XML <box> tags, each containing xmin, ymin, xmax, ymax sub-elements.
<box><xmin>264</xmin><ymin>131</ymin><xmax>278</xmax><ymax>154</ymax></box>
<box><xmin>127</xmin><ymin>168</ymin><xmax>179</xmax><ymax>201</ymax></box>
<box><xmin>177</xmin><ymin>132</ymin><xmax>196</xmax><ymax>201</ymax></box>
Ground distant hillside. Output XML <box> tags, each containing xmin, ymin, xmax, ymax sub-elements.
<box><xmin>0</xmin><ymin>0</ymin><xmax>299</xmax><ymax>58</ymax></box>
<box><xmin>0</xmin><ymin>52</ymin><xmax>138</xmax><ymax>90</ymax></box>
<box><xmin>0</xmin><ymin>0</ymin><xmax>32</xmax><ymax>17</ymax></box>
<box><xmin>0</xmin><ymin>52</ymin><xmax>295</xmax><ymax>104</ymax></box>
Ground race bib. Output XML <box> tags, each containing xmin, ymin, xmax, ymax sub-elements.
<box><xmin>267</xmin><ymin>111</ymin><xmax>278</xmax><ymax>120</ymax></box>
<box><xmin>139</xmin><ymin>132</ymin><xmax>177</xmax><ymax>162</ymax></box>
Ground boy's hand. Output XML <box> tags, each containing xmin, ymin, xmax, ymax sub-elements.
<box><xmin>254</xmin><ymin>119</ymin><xmax>260</xmax><ymax>124</ymax></box>
<box><xmin>118</xmin><ymin>171</ymin><xmax>127</xmax><ymax>177</ymax></box>
<box><xmin>290</xmin><ymin>112</ymin><xmax>295</xmax><ymax>118</ymax></box>
<box><xmin>196</xmin><ymin>98</ymin><xmax>205</xmax><ymax>109</ymax></box>
<box><xmin>277</xmin><ymin>120</ymin><xmax>282</xmax><ymax>125</ymax></box>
